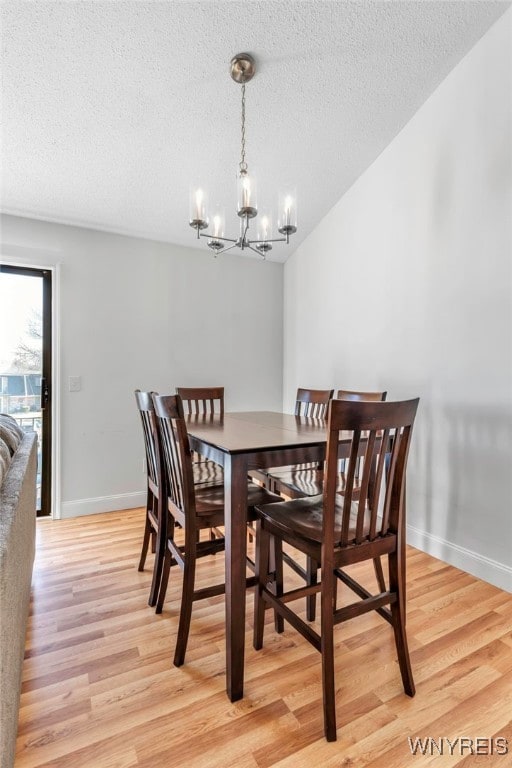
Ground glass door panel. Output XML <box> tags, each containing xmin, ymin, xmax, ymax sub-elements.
<box><xmin>0</xmin><ymin>266</ymin><xmax>52</xmax><ymax>515</ymax></box>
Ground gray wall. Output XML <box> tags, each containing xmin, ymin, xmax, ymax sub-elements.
<box><xmin>1</xmin><ymin>215</ymin><xmax>284</xmax><ymax>517</ymax></box>
<box><xmin>283</xmin><ymin>11</ymin><xmax>512</xmax><ymax>590</ymax></box>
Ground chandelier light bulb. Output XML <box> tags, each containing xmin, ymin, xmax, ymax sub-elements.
<box><xmin>278</xmin><ymin>189</ymin><xmax>297</xmax><ymax>240</ymax></box>
<box><xmin>237</xmin><ymin>172</ymin><xmax>257</xmax><ymax>218</ymax></box>
<box><xmin>189</xmin><ymin>185</ymin><xmax>208</xmax><ymax>235</ymax></box>
<box><xmin>242</xmin><ymin>178</ymin><xmax>251</xmax><ymax>208</ymax></box>
<box><xmin>255</xmin><ymin>211</ymin><xmax>273</xmax><ymax>257</ymax></box>
<box><xmin>207</xmin><ymin>206</ymin><xmax>226</xmax><ymax>253</ymax></box>
<box><xmin>213</xmin><ymin>214</ymin><xmax>222</xmax><ymax>237</ymax></box>
<box><xmin>258</xmin><ymin>212</ymin><xmax>272</xmax><ymax>242</ymax></box>
<box><xmin>285</xmin><ymin>196</ymin><xmax>293</xmax><ymax>225</ymax></box>
<box><xmin>196</xmin><ymin>189</ymin><xmax>204</xmax><ymax>213</ymax></box>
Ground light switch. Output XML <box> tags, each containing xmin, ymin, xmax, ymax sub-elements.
<box><xmin>69</xmin><ymin>376</ymin><xmax>82</xmax><ymax>392</ymax></box>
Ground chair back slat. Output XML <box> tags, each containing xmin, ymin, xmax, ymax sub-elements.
<box><xmin>355</xmin><ymin>430</ymin><xmax>377</xmax><ymax>544</ymax></box>
<box><xmin>340</xmin><ymin>431</ymin><xmax>361</xmax><ymax>546</ymax></box>
<box><xmin>380</xmin><ymin>423</ymin><xmax>414</xmax><ymax>535</ymax></box>
<box><xmin>335</xmin><ymin>390</ymin><xmax>387</xmax><ymax>483</ymax></box>
<box><xmin>176</xmin><ymin>387</ymin><xmax>224</xmax><ymax>417</ymax></box>
<box><xmin>295</xmin><ymin>388</ymin><xmax>334</xmax><ymax>418</ymax></box>
<box><xmin>368</xmin><ymin>429</ymin><xmax>390</xmax><ymax>539</ymax></box>
<box><xmin>153</xmin><ymin>394</ymin><xmax>196</xmax><ymax>521</ymax></box>
<box><xmin>324</xmin><ymin>399</ymin><xmax>419</xmax><ymax>549</ymax></box>
<box><xmin>380</xmin><ymin>427</ymin><xmax>402</xmax><ymax>535</ymax></box>
<box><xmin>135</xmin><ymin>390</ymin><xmax>159</xmax><ymax>486</ymax></box>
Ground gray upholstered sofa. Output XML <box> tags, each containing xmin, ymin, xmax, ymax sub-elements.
<box><xmin>0</xmin><ymin>416</ymin><xmax>37</xmax><ymax>768</ymax></box>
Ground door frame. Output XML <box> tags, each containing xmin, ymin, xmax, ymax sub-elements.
<box><xmin>0</xmin><ymin>259</ymin><xmax>61</xmax><ymax>518</ymax></box>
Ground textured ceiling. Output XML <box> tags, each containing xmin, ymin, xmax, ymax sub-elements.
<box><xmin>1</xmin><ymin>0</ymin><xmax>510</xmax><ymax>262</ymax></box>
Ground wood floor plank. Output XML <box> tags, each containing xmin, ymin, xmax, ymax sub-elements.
<box><xmin>15</xmin><ymin>508</ymin><xmax>512</xmax><ymax>767</ymax></box>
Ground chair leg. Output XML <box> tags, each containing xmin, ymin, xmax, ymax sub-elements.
<box><xmin>155</xmin><ymin>545</ymin><xmax>171</xmax><ymax>614</ymax></box>
<box><xmin>388</xmin><ymin>550</ymin><xmax>415</xmax><ymax>697</ymax></box>
<box><xmin>320</xmin><ymin>567</ymin><xmax>337</xmax><ymax>742</ymax></box>
<box><xmin>253</xmin><ymin>524</ymin><xmax>271</xmax><ymax>651</ymax></box>
<box><xmin>138</xmin><ymin>513</ymin><xmax>152</xmax><ymax>571</ymax></box>
<box><xmin>265</xmin><ymin>529</ymin><xmax>284</xmax><ymax>633</ymax></box>
<box><xmin>173</xmin><ymin>534</ymin><xmax>197</xmax><ymax>667</ymax></box>
<box><xmin>306</xmin><ymin>556</ymin><xmax>318</xmax><ymax>621</ymax></box>
<box><xmin>148</xmin><ymin>542</ymin><xmax>164</xmax><ymax>608</ymax></box>
<box><xmin>148</xmin><ymin>500</ymin><xmax>162</xmax><ymax>605</ymax></box>
<box><xmin>272</xmin><ymin>536</ymin><xmax>284</xmax><ymax>634</ymax></box>
<box><xmin>373</xmin><ymin>556</ymin><xmax>386</xmax><ymax>593</ymax></box>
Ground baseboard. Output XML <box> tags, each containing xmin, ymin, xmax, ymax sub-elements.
<box><xmin>407</xmin><ymin>524</ymin><xmax>512</xmax><ymax>593</ymax></box>
<box><xmin>60</xmin><ymin>492</ymin><xmax>146</xmax><ymax>519</ymax></box>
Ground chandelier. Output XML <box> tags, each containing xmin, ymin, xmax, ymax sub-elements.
<box><xmin>189</xmin><ymin>53</ymin><xmax>297</xmax><ymax>258</ymax></box>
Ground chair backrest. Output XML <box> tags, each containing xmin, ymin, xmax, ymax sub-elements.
<box><xmin>337</xmin><ymin>389</ymin><xmax>387</xmax><ymax>402</ymax></box>
<box><xmin>323</xmin><ymin>398</ymin><xmax>419</xmax><ymax>549</ymax></box>
<box><xmin>176</xmin><ymin>387</ymin><xmax>224</xmax><ymax>416</ymax></box>
<box><xmin>152</xmin><ymin>393</ymin><xmax>196</xmax><ymax>525</ymax></box>
<box><xmin>295</xmin><ymin>388</ymin><xmax>334</xmax><ymax>418</ymax></box>
<box><xmin>134</xmin><ymin>390</ymin><xmax>159</xmax><ymax>492</ymax></box>
<box><xmin>335</xmin><ymin>390</ymin><xmax>387</xmax><ymax>481</ymax></box>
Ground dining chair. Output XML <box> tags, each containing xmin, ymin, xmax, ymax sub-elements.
<box><xmin>176</xmin><ymin>386</ymin><xmax>226</xmax><ymax>540</ymax></box>
<box><xmin>176</xmin><ymin>386</ymin><xmax>224</xmax><ymax>416</ymax></box>
<box><xmin>294</xmin><ymin>387</ymin><xmax>335</xmax><ymax>417</ymax></box>
<box><xmin>176</xmin><ymin>386</ymin><xmax>225</xmax><ymax>488</ymax></box>
<box><xmin>268</xmin><ymin>389</ymin><xmax>388</xmax><ymax>618</ymax></box>
<box><xmin>251</xmin><ymin>387</ymin><xmax>334</xmax><ymax>490</ymax></box>
<box><xmin>177</xmin><ymin>386</ymin><xmax>279</xmax><ymax>564</ymax></box>
<box><xmin>253</xmin><ymin>397</ymin><xmax>419</xmax><ymax>741</ymax></box>
<box><xmin>269</xmin><ymin>389</ymin><xmax>388</xmax><ymax>498</ymax></box>
<box><xmin>152</xmin><ymin>393</ymin><xmax>283</xmax><ymax>666</ymax></box>
<box><xmin>135</xmin><ymin>387</ymin><xmax>227</xmax><ymax>606</ymax></box>
<box><xmin>134</xmin><ymin>389</ymin><xmax>165</xmax><ymax>607</ymax></box>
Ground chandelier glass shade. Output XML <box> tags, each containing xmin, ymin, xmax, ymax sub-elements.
<box><xmin>188</xmin><ymin>53</ymin><xmax>297</xmax><ymax>258</ymax></box>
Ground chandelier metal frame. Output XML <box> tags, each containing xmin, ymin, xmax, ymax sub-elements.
<box><xmin>189</xmin><ymin>53</ymin><xmax>297</xmax><ymax>258</ymax></box>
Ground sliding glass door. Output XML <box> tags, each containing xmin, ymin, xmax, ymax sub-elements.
<box><xmin>0</xmin><ymin>265</ymin><xmax>52</xmax><ymax>515</ymax></box>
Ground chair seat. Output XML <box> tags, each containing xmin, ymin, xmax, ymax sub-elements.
<box><xmin>195</xmin><ymin>482</ymin><xmax>281</xmax><ymax>519</ymax></box>
<box><xmin>268</xmin><ymin>465</ymin><xmax>361</xmax><ymax>499</ymax></box>
<box><xmin>266</xmin><ymin>462</ymin><xmax>315</xmax><ymax>477</ymax></box>
<box><xmin>252</xmin><ymin>460</ymin><xmax>323</xmax><ymax>491</ymax></box>
<box><xmin>256</xmin><ymin>494</ymin><xmax>370</xmax><ymax>546</ymax></box>
<box><xmin>247</xmin><ymin>468</ymin><xmax>270</xmax><ymax>485</ymax></box>
<box><xmin>193</xmin><ymin>459</ymin><xmax>224</xmax><ymax>487</ymax></box>
<box><xmin>268</xmin><ymin>465</ymin><xmax>322</xmax><ymax>496</ymax></box>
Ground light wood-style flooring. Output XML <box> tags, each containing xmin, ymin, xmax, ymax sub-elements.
<box><xmin>15</xmin><ymin>508</ymin><xmax>512</xmax><ymax>767</ymax></box>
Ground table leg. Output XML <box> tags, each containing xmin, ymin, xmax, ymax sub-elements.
<box><xmin>224</xmin><ymin>452</ymin><xmax>248</xmax><ymax>701</ymax></box>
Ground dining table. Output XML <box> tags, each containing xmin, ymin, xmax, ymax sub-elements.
<box><xmin>186</xmin><ymin>410</ymin><xmax>348</xmax><ymax>702</ymax></box>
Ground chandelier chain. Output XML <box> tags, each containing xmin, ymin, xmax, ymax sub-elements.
<box><xmin>239</xmin><ymin>82</ymin><xmax>248</xmax><ymax>174</ymax></box>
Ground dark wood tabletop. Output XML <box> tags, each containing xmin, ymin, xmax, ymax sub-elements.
<box><xmin>186</xmin><ymin>411</ymin><xmax>335</xmax><ymax>702</ymax></box>
<box><xmin>186</xmin><ymin>410</ymin><xmax>335</xmax><ymax>468</ymax></box>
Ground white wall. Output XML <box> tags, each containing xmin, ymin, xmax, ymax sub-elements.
<box><xmin>1</xmin><ymin>215</ymin><xmax>284</xmax><ymax>517</ymax></box>
<box><xmin>283</xmin><ymin>11</ymin><xmax>512</xmax><ymax>590</ymax></box>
